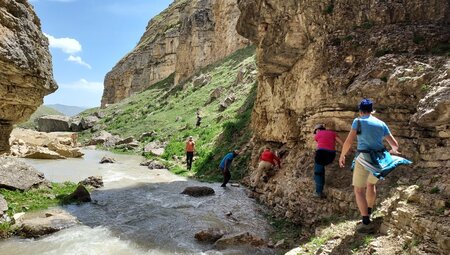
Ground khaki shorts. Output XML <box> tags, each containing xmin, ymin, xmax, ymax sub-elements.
<box><xmin>352</xmin><ymin>160</ymin><xmax>379</xmax><ymax>188</ymax></box>
<box><xmin>257</xmin><ymin>161</ymin><xmax>273</xmax><ymax>172</ymax></box>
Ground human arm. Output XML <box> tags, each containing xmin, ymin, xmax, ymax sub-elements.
<box><xmin>385</xmin><ymin>134</ymin><xmax>399</xmax><ymax>154</ymax></box>
<box><xmin>273</xmin><ymin>154</ymin><xmax>281</xmax><ymax>168</ymax></box>
<box><xmin>335</xmin><ymin>135</ymin><xmax>344</xmax><ymax>146</ymax></box>
<box><xmin>339</xmin><ymin>129</ymin><xmax>357</xmax><ymax>167</ymax></box>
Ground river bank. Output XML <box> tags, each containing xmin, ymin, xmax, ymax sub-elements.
<box><xmin>0</xmin><ymin>149</ymin><xmax>277</xmax><ymax>254</ymax></box>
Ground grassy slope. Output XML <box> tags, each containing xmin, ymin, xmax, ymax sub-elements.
<box><xmin>81</xmin><ymin>46</ymin><xmax>257</xmax><ymax>181</ymax></box>
<box><xmin>17</xmin><ymin>105</ymin><xmax>64</xmax><ymax>130</ymax></box>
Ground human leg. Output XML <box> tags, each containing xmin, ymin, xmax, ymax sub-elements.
<box><xmin>186</xmin><ymin>152</ymin><xmax>193</xmax><ymax>170</ymax></box>
<box><xmin>366</xmin><ymin>183</ymin><xmax>377</xmax><ymax>212</ymax></box>
<box><xmin>221</xmin><ymin>169</ymin><xmax>231</xmax><ymax>187</ymax></box>
<box><xmin>314</xmin><ymin>163</ymin><xmax>325</xmax><ymax>194</ymax></box>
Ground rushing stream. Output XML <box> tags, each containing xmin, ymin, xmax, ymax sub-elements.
<box><xmin>0</xmin><ymin>149</ymin><xmax>274</xmax><ymax>255</ymax></box>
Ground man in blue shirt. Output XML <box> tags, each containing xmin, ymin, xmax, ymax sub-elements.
<box><xmin>219</xmin><ymin>150</ymin><xmax>240</xmax><ymax>187</ymax></box>
<box><xmin>339</xmin><ymin>99</ymin><xmax>400</xmax><ymax>233</ymax></box>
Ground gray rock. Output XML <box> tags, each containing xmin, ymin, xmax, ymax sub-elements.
<box><xmin>37</xmin><ymin>115</ymin><xmax>71</xmax><ymax>132</ymax></box>
<box><xmin>0</xmin><ymin>195</ymin><xmax>7</xmax><ymax>217</ymax></box>
<box><xmin>140</xmin><ymin>160</ymin><xmax>165</xmax><ymax>169</ymax></box>
<box><xmin>181</xmin><ymin>186</ymin><xmax>215</xmax><ymax>197</ymax></box>
<box><xmin>116</xmin><ymin>137</ymin><xmax>135</xmax><ymax>145</ymax></box>
<box><xmin>139</xmin><ymin>131</ymin><xmax>156</xmax><ymax>141</ymax></box>
<box><xmin>205</xmin><ymin>87</ymin><xmax>224</xmax><ymax>105</ymax></box>
<box><xmin>89</xmin><ymin>131</ymin><xmax>116</xmax><ymax>146</ymax></box>
<box><xmin>67</xmin><ymin>185</ymin><xmax>91</xmax><ymax>203</ymax></box>
<box><xmin>80</xmin><ymin>116</ymin><xmax>99</xmax><ymax>130</ymax></box>
<box><xmin>0</xmin><ymin>156</ymin><xmax>49</xmax><ymax>191</ymax></box>
<box><xmin>219</xmin><ymin>95</ymin><xmax>236</xmax><ymax>111</ymax></box>
<box><xmin>99</xmin><ymin>156</ymin><xmax>115</xmax><ymax>164</ymax></box>
<box><xmin>192</xmin><ymin>74</ymin><xmax>212</xmax><ymax>88</ymax></box>
<box><xmin>69</xmin><ymin>120</ymin><xmax>83</xmax><ymax>132</ymax></box>
<box><xmin>16</xmin><ymin>209</ymin><xmax>78</xmax><ymax>238</ymax></box>
<box><xmin>93</xmin><ymin>111</ymin><xmax>105</xmax><ymax>119</ymax></box>
<box><xmin>144</xmin><ymin>142</ymin><xmax>165</xmax><ymax>156</ymax></box>
<box><xmin>79</xmin><ymin>176</ymin><xmax>103</xmax><ymax>189</ymax></box>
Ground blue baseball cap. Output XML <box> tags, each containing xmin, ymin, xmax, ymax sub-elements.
<box><xmin>359</xmin><ymin>98</ymin><xmax>373</xmax><ymax>112</ymax></box>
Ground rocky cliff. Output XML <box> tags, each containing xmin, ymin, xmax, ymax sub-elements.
<box><xmin>237</xmin><ymin>0</ymin><xmax>449</xmax><ymax>253</ymax></box>
<box><xmin>0</xmin><ymin>0</ymin><xmax>57</xmax><ymax>154</ymax></box>
<box><xmin>101</xmin><ymin>0</ymin><xmax>249</xmax><ymax>107</ymax></box>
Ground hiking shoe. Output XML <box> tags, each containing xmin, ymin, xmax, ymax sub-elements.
<box><xmin>313</xmin><ymin>192</ymin><xmax>326</xmax><ymax>199</ymax></box>
<box><xmin>356</xmin><ymin>223</ymin><xmax>376</xmax><ymax>234</ymax></box>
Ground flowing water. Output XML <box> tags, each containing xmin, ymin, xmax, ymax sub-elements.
<box><xmin>0</xmin><ymin>149</ymin><xmax>274</xmax><ymax>255</ymax></box>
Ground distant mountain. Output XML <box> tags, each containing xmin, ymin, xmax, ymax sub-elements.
<box><xmin>17</xmin><ymin>105</ymin><xmax>64</xmax><ymax>130</ymax></box>
<box><xmin>46</xmin><ymin>104</ymin><xmax>87</xmax><ymax>116</ymax></box>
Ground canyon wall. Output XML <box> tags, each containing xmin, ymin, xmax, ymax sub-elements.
<box><xmin>0</xmin><ymin>0</ymin><xmax>57</xmax><ymax>154</ymax></box>
<box><xmin>101</xmin><ymin>0</ymin><xmax>249</xmax><ymax>107</ymax></box>
<box><xmin>237</xmin><ymin>0</ymin><xmax>449</xmax><ymax>252</ymax></box>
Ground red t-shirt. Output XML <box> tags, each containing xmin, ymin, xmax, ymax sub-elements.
<box><xmin>260</xmin><ymin>150</ymin><xmax>281</xmax><ymax>166</ymax></box>
<box><xmin>314</xmin><ymin>130</ymin><xmax>336</xmax><ymax>151</ymax></box>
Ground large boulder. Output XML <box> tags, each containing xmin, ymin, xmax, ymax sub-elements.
<box><xmin>37</xmin><ymin>115</ymin><xmax>71</xmax><ymax>132</ymax></box>
<box><xmin>0</xmin><ymin>0</ymin><xmax>57</xmax><ymax>154</ymax></box>
<box><xmin>89</xmin><ymin>131</ymin><xmax>120</xmax><ymax>147</ymax></box>
<box><xmin>80</xmin><ymin>116</ymin><xmax>99</xmax><ymax>130</ymax></box>
<box><xmin>181</xmin><ymin>186</ymin><xmax>215</xmax><ymax>197</ymax></box>
<box><xmin>140</xmin><ymin>160</ymin><xmax>165</xmax><ymax>169</ymax></box>
<box><xmin>218</xmin><ymin>95</ymin><xmax>236</xmax><ymax>111</ymax></box>
<box><xmin>214</xmin><ymin>232</ymin><xmax>266</xmax><ymax>249</ymax></box>
<box><xmin>0</xmin><ymin>156</ymin><xmax>49</xmax><ymax>191</ymax></box>
<box><xmin>47</xmin><ymin>143</ymin><xmax>84</xmax><ymax>158</ymax></box>
<box><xmin>23</xmin><ymin>147</ymin><xmax>66</xmax><ymax>160</ymax></box>
<box><xmin>143</xmin><ymin>142</ymin><xmax>166</xmax><ymax>156</ymax></box>
<box><xmin>15</xmin><ymin>209</ymin><xmax>78</xmax><ymax>238</ymax></box>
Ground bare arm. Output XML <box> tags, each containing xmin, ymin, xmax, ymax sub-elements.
<box><xmin>335</xmin><ymin>135</ymin><xmax>344</xmax><ymax>146</ymax></box>
<box><xmin>339</xmin><ymin>129</ymin><xmax>357</xmax><ymax>168</ymax></box>
<box><xmin>385</xmin><ymin>134</ymin><xmax>399</xmax><ymax>154</ymax></box>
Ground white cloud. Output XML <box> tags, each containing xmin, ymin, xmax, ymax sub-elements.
<box><xmin>61</xmin><ymin>79</ymin><xmax>103</xmax><ymax>92</ymax></box>
<box><xmin>44</xmin><ymin>33</ymin><xmax>82</xmax><ymax>54</ymax></box>
<box><xmin>67</xmin><ymin>55</ymin><xmax>92</xmax><ymax>69</ymax></box>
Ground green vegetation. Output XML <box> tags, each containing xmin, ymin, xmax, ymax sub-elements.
<box><xmin>0</xmin><ymin>182</ymin><xmax>79</xmax><ymax>236</ymax></box>
<box><xmin>420</xmin><ymin>84</ymin><xmax>430</xmax><ymax>92</ymax></box>
<box><xmin>0</xmin><ymin>182</ymin><xmax>78</xmax><ymax>215</ymax></box>
<box><xmin>80</xmin><ymin>46</ymin><xmax>257</xmax><ymax>181</ymax></box>
<box><xmin>324</xmin><ymin>3</ymin><xmax>334</xmax><ymax>15</ymax></box>
<box><xmin>430</xmin><ymin>186</ymin><xmax>440</xmax><ymax>194</ymax></box>
<box><xmin>16</xmin><ymin>105</ymin><xmax>64</xmax><ymax>130</ymax></box>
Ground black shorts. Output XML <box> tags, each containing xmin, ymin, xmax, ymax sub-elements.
<box><xmin>314</xmin><ymin>149</ymin><xmax>336</xmax><ymax>166</ymax></box>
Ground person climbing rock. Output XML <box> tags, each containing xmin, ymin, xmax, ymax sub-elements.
<box><xmin>339</xmin><ymin>98</ymin><xmax>412</xmax><ymax>233</ymax></box>
<box><xmin>312</xmin><ymin>122</ymin><xmax>343</xmax><ymax>199</ymax></box>
<box><xmin>185</xmin><ymin>136</ymin><xmax>195</xmax><ymax>170</ymax></box>
<box><xmin>219</xmin><ymin>150</ymin><xmax>240</xmax><ymax>187</ymax></box>
<box><xmin>252</xmin><ymin>146</ymin><xmax>281</xmax><ymax>185</ymax></box>
<box><xmin>196</xmin><ymin>108</ymin><xmax>202</xmax><ymax>128</ymax></box>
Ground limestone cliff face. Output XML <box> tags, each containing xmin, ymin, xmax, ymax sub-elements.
<box><xmin>238</xmin><ymin>0</ymin><xmax>449</xmax><ymax>252</ymax></box>
<box><xmin>102</xmin><ymin>0</ymin><xmax>249</xmax><ymax>107</ymax></box>
<box><xmin>0</xmin><ymin>0</ymin><xmax>57</xmax><ymax>154</ymax></box>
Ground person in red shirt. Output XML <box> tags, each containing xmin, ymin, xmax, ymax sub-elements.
<box><xmin>252</xmin><ymin>146</ymin><xmax>281</xmax><ymax>185</ymax></box>
<box><xmin>313</xmin><ymin>123</ymin><xmax>343</xmax><ymax>198</ymax></box>
<box><xmin>185</xmin><ymin>136</ymin><xmax>195</xmax><ymax>170</ymax></box>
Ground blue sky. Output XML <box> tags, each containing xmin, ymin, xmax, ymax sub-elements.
<box><xmin>30</xmin><ymin>0</ymin><xmax>173</xmax><ymax>108</ymax></box>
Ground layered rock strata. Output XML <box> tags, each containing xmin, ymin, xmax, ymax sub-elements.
<box><xmin>0</xmin><ymin>0</ymin><xmax>57</xmax><ymax>154</ymax></box>
<box><xmin>237</xmin><ymin>0</ymin><xmax>449</xmax><ymax>252</ymax></box>
<box><xmin>101</xmin><ymin>0</ymin><xmax>249</xmax><ymax>107</ymax></box>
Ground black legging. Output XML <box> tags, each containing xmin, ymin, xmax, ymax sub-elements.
<box><xmin>221</xmin><ymin>168</ymin><xmax>231</xmax><ymax>187</ymax></box>
<box><xmin>186</xmin><ymin>152</ymin><xmax>194</xmax><ymax>170</ymax></box>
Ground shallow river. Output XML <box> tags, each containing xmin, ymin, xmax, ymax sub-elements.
<box><xmin>0</xmin><ymin>149</ymin><xmax>274</xmax><ymax>255</ymax></box>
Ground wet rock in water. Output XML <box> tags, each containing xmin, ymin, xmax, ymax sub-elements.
<box><xmin>140</xmin><ymin>160</ymin><xmax>165</xmax><ymax>169</ymax></box>
<box><xmin>79</xmin><ymin>176</ymin><xmax>103</xmax><ymax>189</ymax></box>
<box><xmin>37</xmin><ymin>115</ymin><xmax>71</xmax><ymax>132</ymax></box>
<box><xmin>47</xmin><ymin>143</ymin><xmax>84</xmax><ymax>158</ymax></box>
<box><xmin>181</xmin><ymin>186</ymin><xmax>215</xmax><ymax>197</ymax></box>
<box><xmin>99</xmin><ymin>156</ymin><xmax>115</xmax><ymax>164</ymax></box>
<box><xmin>214</xmin><ymin>232</ymin><xmax>266</xmax><ymax>249</ymax></box>
<box><xmin>67</xmin><ymin>185</ymin><xmax>91</xmax><ymax>203</ymax></box>
<box><xmin>15</xmin><ymin>209</ymin><xmax>78</xmax><ymax>238</ymax></box>
<box><xmin>0</xmin><ymin>157</ymin><xmax>49</xmax><ymax>191</ymax></box>
<box><xmin>195</xmin><ymin>228</ymin><xmax>226</xmax><ymax>243</ymax></box>
<box><xmin>0</xmin><ymin>195</ymin><xmax>7</xmax><ymax>217</ymax></box>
